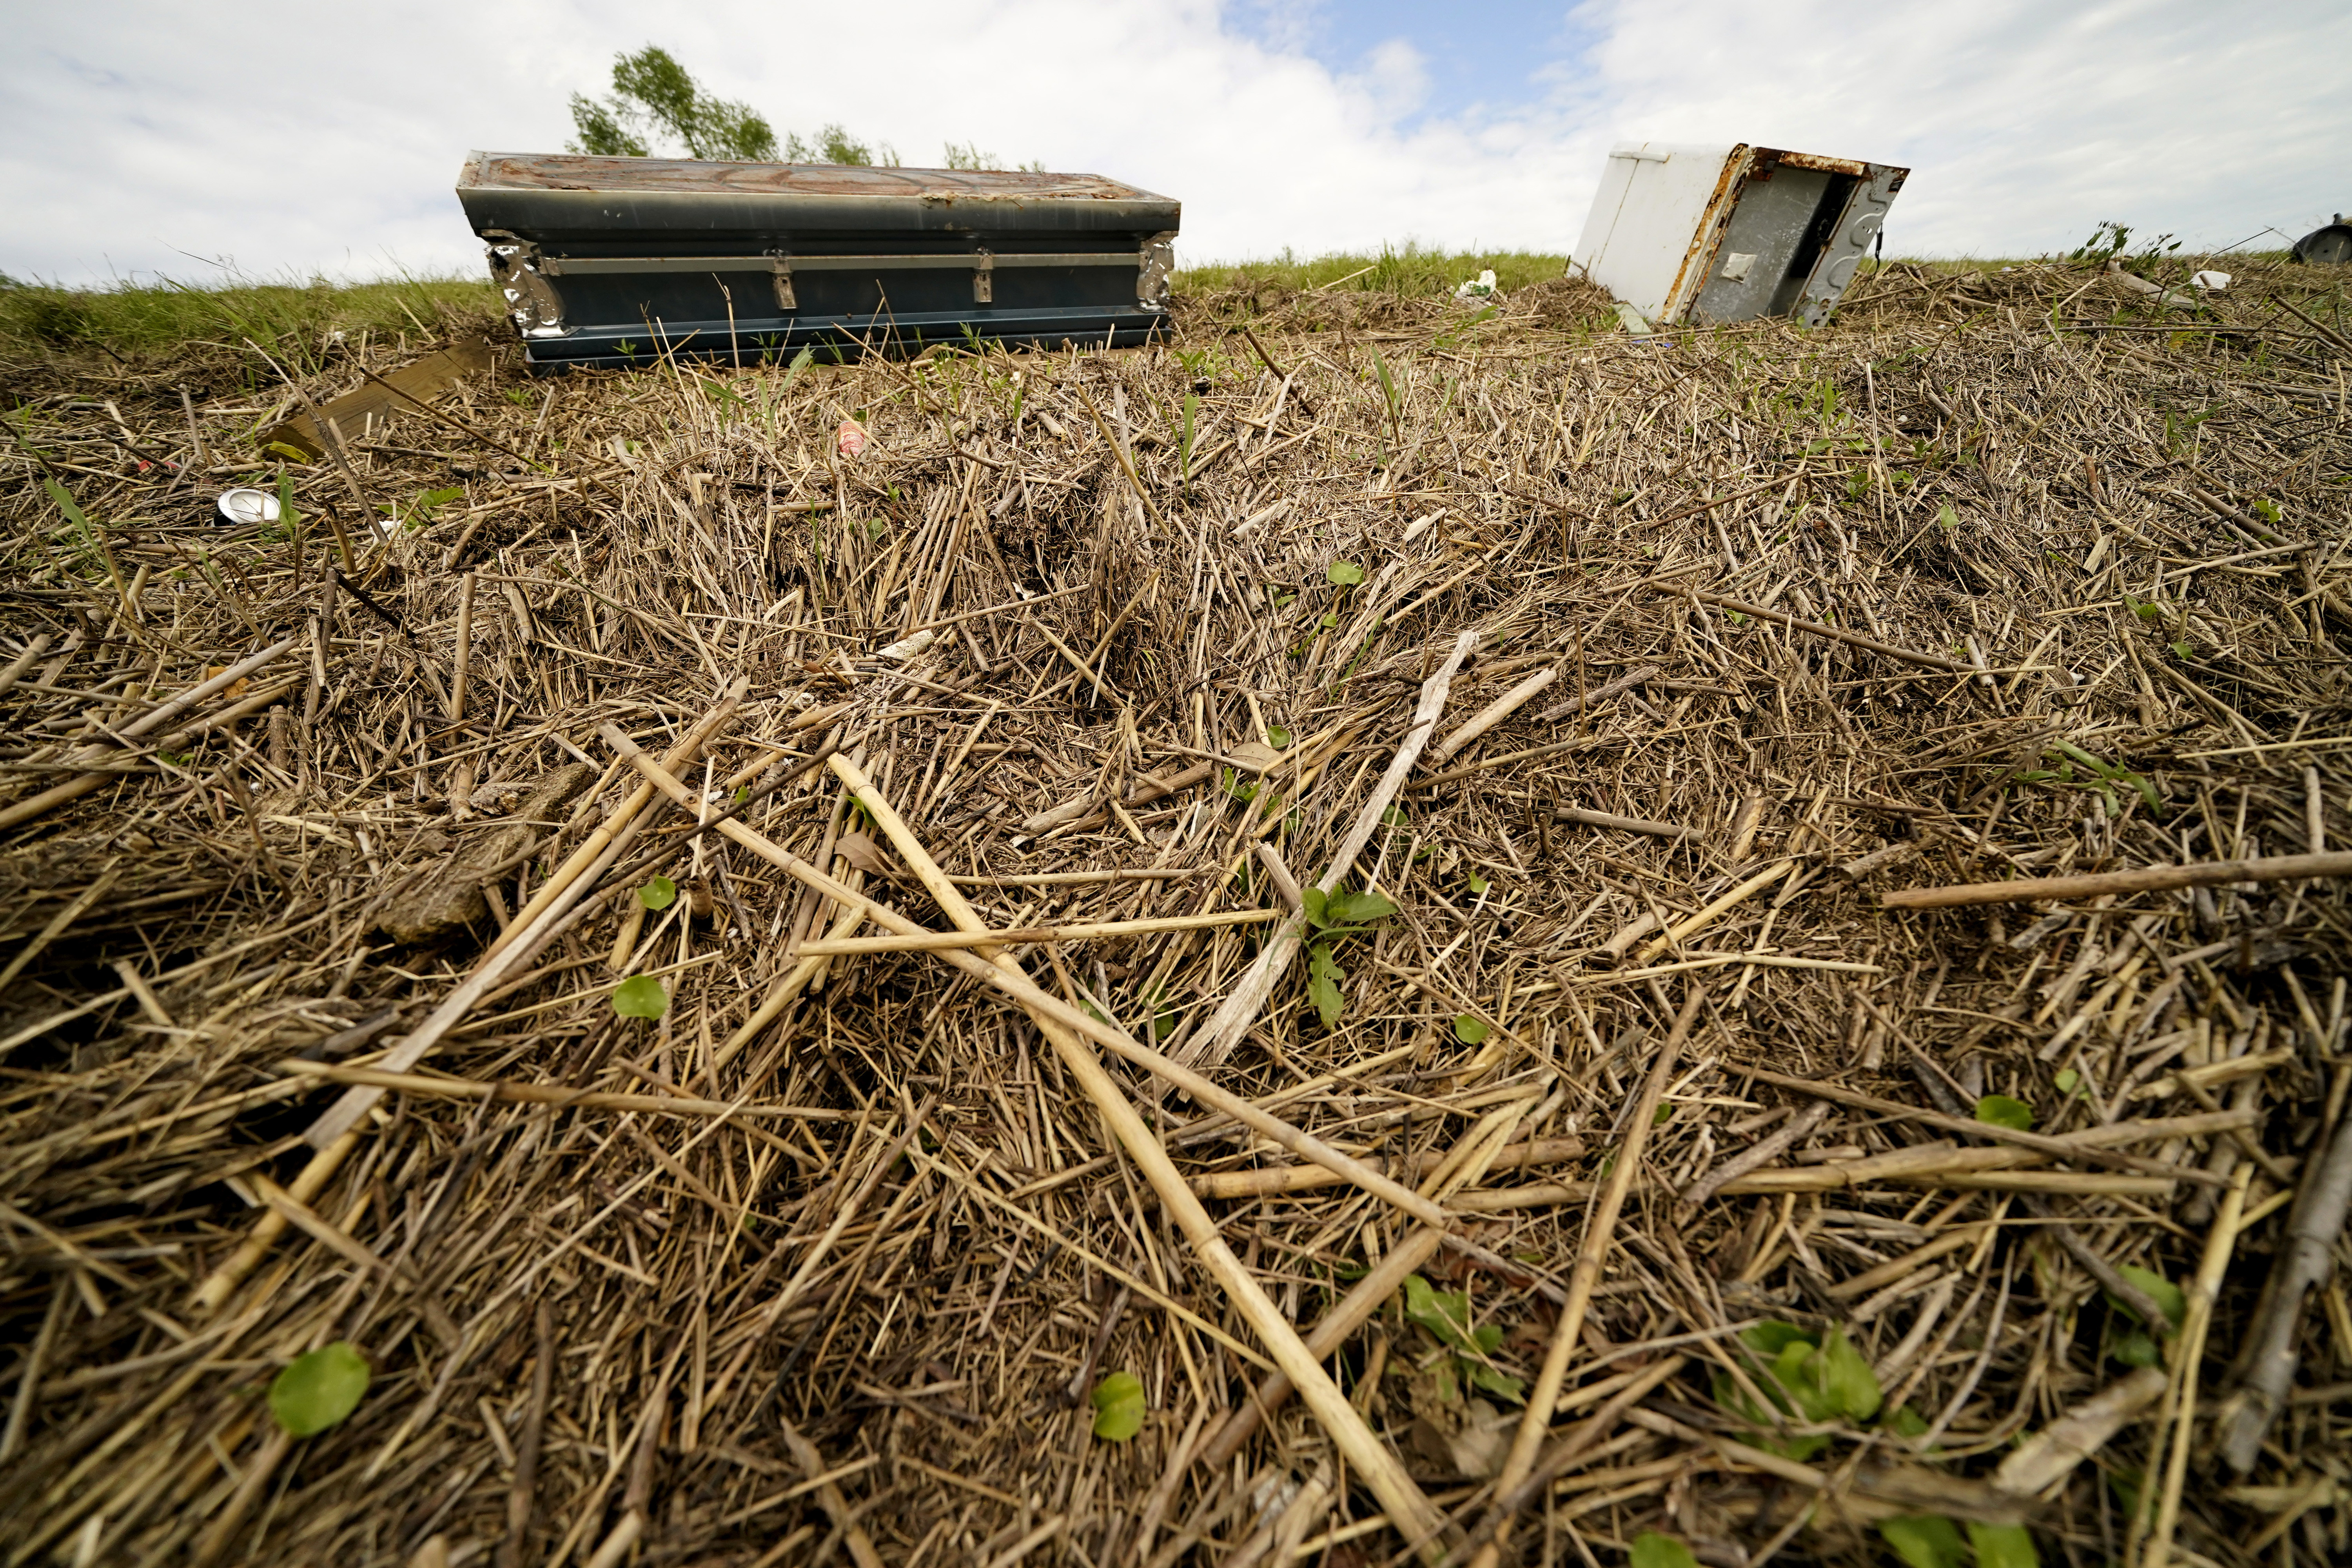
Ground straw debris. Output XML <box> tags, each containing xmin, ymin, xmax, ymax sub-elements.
<box><xmin>2</xmin><ymin>251</ymin><xmax>2348</xmax><ymax>1566</ymax></box>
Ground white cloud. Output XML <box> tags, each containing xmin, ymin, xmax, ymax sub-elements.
<box><xmin>0</xmin><ymin>0</ymin><xmax>2343</xmax><ymax>289</ymax></box>
<box><xmin>1563</xmin><ymin>0</ymin><xmax>2352</xmax><ymax>257</ymax></box>
<box><xmin>1342</xmin><ymin>38</ymin><xmax>1433</xmax><ymax>120</ymax></box>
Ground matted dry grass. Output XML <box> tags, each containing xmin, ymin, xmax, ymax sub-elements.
<box><xmin>2</xmin><ymin>254</ymin><xmax>2349</xmax><ymax>1568</ymax></box>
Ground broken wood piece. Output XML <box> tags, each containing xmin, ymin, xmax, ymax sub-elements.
<box><xmin>263</xmin><ymin>338</ymin><xmax>495</xmax><ymax>460</ymax></box>
<box><xmin>0</xmin><ymin>634</ymin><xmax>53</xmax><ymax>702</ymax></box>
<box><xmin>376</xmin><ymin>764</ymin><xmax>592</xmax><ymax>943</ymax></box>
<box><xmin>1254</xmin><ymin>843</ymin><xmax>1303</xmax><ymax>913</ymax></box>
<box><xmin>2103</xmin><ymin>258</ymin><xmax>2200</xmax><ymax>312</ymax></box>
<box><xmin>1880</xmin><ymin>851</ymin><xmax>2352</xmax><ymax>909</ymax></box>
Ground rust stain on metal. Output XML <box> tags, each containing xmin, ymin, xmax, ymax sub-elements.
<box><xmin>1771</xmin><ymin>149</ymin><xmax>1870</xmax><ymax>178</ymax></box>
<box><xmin>1660</xmin><ymin>143</ymin><xmax>1753</xmax><ymax>325</ymax></box>
<box><xmin>463</xmin><ymin>153</ymin><xmax>1152</xmax><ymax>204</ymax></box>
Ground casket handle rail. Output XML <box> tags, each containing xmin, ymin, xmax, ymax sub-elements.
<box><xmin>523</xmin><ymin>249</ymin><xmax>1150</xmax><ymax>315</ymax></box>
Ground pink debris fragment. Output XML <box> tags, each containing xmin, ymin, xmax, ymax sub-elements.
<box><xmin>837</xmin><ymin>418</ymin><xmax>868</xmax><ymax>459</ymax></box>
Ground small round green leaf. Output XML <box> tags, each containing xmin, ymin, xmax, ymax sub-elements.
<box><xmin>1265</xmin><ymin>724</ymin><xmax>1292</xmax><ymax>749</ymax></box>
<box><xmin>612</xmin><ymin>975</ymin><xmax>670</xmax><ymax>1019</ymax></box>
<box><xmin>270</xmin><ymin>1341</ymin><xmax>370</xmax><ymax>1437</ymax></box>
<box><xmin>1453</xmin><ymin>1014</ymin><xmax>1490</xmax><ymax>1045</ymax></box>
<box><xmin>1879</xmin><ymin>1515</ymin><xmax>1967</xmax><ymax>1568</ymax></box>
<box><xmin>1630</xmin><ymin>1534</ymin><xmax>1701</xmax><ymax>1568</ymax></box>
<box><xmin>1091</xmin><ymin>1370</ymin><xmax>1145</xmax><ymax>1441</ymax></box>
<box><xmin>637</xmin><ymin>875</ymin><xmax>677</xmax><ymax>911</ymax></box>
<box><xmin>1967</xmin><ymin>1522</ymin><xmax>2042</xmax><ymax>1568</ymax></box>
<box><xmin>1327</xmin><ymin>561</ymin><xmax>1364</xmax><ymax>586</ymax></box>
<box><xmin>1975</xmin><ymin>1093</ymin><xmax>2034</xmax><ymax>1131</ymax></box>
<box><xmin>2115</xmin><ymin>1264</ymin><xmax>2187</xmax><ymax>1328</ymax></box>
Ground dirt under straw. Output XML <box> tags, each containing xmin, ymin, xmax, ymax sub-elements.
<box><xmin>2</xmin><ymin>256</ymin><xmax>2349</xmax><ymax>1568</ymax></box>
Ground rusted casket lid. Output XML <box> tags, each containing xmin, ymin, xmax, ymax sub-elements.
<box><xmin>457</xmin><ymin>152</ymin><xmax>1181</xmax><ymax>239</ymax></box>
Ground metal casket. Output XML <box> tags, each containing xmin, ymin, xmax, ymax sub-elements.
<box><xmin>1573</xmin><ymin>142</ymin><xmax>1907</xmax><ymax>330</ymax></box>
<box><xmin>455</xmin><ymin>152</ymin><xmax>1181</xmax><ymax>369</ymax></box>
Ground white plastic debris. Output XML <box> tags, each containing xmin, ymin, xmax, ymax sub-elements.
<box><xmin>1454</xmin><ymin>269</ymin><xmax>1497</xmax><ymax>301</ymax></box>
<box><xmin>216</xmin><ymin>488</ymin><xmax>281</xmax><ymax>526</ymax></box>
<box><xmin>876</xmin><ymin>628</ymin><xmax>936</xmax><ymax>661</ymax></box>
<box><xmin>1719</xmin><ymin>252</ymin><xmax>1757</xmax><ymax>281</ymax></box>
<box><xmin>2192</xmin><ymin>270</ymin><xmax>2230</xmax><ymax>292</ymax></box>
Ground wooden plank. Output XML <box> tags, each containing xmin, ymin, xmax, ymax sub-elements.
<box><xmin>266</xmin><ymin>338</ymin><xmax>496</xmax><ymax>458</ymax></box>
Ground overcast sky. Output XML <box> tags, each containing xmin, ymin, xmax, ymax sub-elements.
<box><xmin>3</xmin><ymin>0</ymin><xmax>2346</xmax><ymax>289</ymax></box>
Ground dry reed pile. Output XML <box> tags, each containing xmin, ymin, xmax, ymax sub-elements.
<box><xmin>2</xmin><ymin>256</ymin><xmax>2349</xmax><ymax>1568</ymax></box>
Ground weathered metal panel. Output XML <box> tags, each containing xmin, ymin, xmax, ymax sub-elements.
<box><xmin>1572</xmin><ymin>143</ymin><xmax>1741</xmax><ymax>324</ymax></box>
<box><xmin>1573</xmin><ymin>140</ymin><xmax>1907</xmax><ymax>330</ymax></box>
<box><xmin>1789</xmin><ymin>160</ymin><xmax>1905</xmax><ymax>328</ymax></box>
<box><xmin>456</xmin><ymin>152</ymin><xmax>1181</xmax><ymax>370</ymax></box>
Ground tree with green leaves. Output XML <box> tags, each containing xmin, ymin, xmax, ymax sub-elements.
<box><xmin>787</xmin><ymin>124</ymin><xmax>896</xmax><ymax>167</ymax></box>
<box><xmin>569</xmin><ymin>47</ymin><xmax>779</xmax><ymax>162</ymax></box>
<box><xmin>569</xmin><ymin>47</ymin><xmax>902</xmax><ymax>165</ymax></box>
<box><xmin>943</xmin><ymin>140</ymin><xmax>1045</xmax><ymax>173</ymax></box>
<box><xmin>568</xmin><ymin>47</ymin><xmax>1044</xmax><ymax>170</ymax></box>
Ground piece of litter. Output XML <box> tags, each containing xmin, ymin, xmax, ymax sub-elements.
<box><xmin>1576</xmin><ymin>140</ymin><xmax>1906</xmax><ymax>328</ymax></box>
<box><xmin>1454</xmin><ymin>269</ymin><xmax>1497</xmax><ymax>301</ymax></box>
<box><xmin>876</xmin><ymin>628</ymin><xmax>935</xmax><ymax>661</ymax></box>
<box><xmin>2192</xmin><ymin>270</ymin><xmax>2230</xmax><ymax>292</ymax></box>
<box><xmin>216</xmin><ymin>488</ymin><xmax>281</xmax><ymax>526</ymax></box>
<box><xmin>837</xmin><ymin>418</ymin><xmax>869</xmax><ymax>459</ymax></box>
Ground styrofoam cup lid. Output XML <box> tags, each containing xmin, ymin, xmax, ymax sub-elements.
<box><xmin>217</xmin><ymin>488</ymin><xmax>281</xmax><ymax>525</ymax></box>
